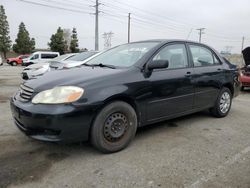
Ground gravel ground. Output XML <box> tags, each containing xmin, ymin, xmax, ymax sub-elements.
<box><xmin>0</xmin><ymin>64</ymin><xmax>250</xmax><ymax>188</ymax></box>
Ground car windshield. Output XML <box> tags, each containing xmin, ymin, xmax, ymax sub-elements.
<box><xmin>52</xmin><ymin>54</ymin><xmax>74</xmax><ymax>61</ymax></box>
<box><xmin>66</xmin><ymin>52</ymin><xmax>98</xmax><ymax>61</ymax></box>
<box><xmin>86</xmin><ymin>42</ymin><xmax>159</xmax><ymax>67</ymax></box>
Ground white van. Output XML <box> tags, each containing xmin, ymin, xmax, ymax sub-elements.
<box><xmin>22</xmin><ymin>51</ymin><xmax>60</xmax><ymax>66</ymax></box>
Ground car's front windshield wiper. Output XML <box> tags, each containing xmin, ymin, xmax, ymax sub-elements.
<box><xmin>83</xmin><ymin>63</ymin><xmax>116</xmax><ymax>69</ymax></box>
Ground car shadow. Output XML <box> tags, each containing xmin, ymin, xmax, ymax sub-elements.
<box><xmin>0</xmin><ymin>110</ymin><xmax>212</xmax><ymax>187</ymax></box>
<box><xmin>241</xmin><ymin>87</ymin><xmax>250</xmax><ymax>93</ymax></box>
<box><xmin>136</xmin><ymin>110</ymin><xmax>210</xmax><ymax>137</ymax></box>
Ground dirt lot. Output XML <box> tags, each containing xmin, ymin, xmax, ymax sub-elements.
<box><xmin>0</xmin><ymin>64</ymin><xmax>250</xmax><ymax>188</ymax></box>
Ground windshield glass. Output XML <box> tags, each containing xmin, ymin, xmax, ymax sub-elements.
<box><xmin>86</xmin><ymin>42</ymin><xmax>159</xmax><ymax>67</ymax></box>
<box><xmin>52</xmin><ymin>54</ymin><xmax>74</xmax><ymax>61</ymax></box>
<box><xmin>66</xmin><ymin>52</ymin><xmax>97</xmax><ymax>61</ymax></box>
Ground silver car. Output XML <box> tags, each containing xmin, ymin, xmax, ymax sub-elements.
<box><xmin>22</xmin><ymin>53</ymin><xmax>76</xmax><ymax>80</ymax></box>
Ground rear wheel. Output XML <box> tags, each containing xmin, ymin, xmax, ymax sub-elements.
<box><xmin>210</xmin><ymin>87</ymin><xmax>232</xmax><ymax>118</ymax></box>
<box><xmin>91</xmin><ymin>101</ymin><xmax>137</xmax><ymax>153</ymax></box>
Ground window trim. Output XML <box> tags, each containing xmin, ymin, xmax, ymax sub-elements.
<box><xmin>147</xmin><ymin>42</ymin><xmax>191</xmax><ymax>71</ymax></box>
<box><xmin>186</xmin><ymin>42</ymin><xmax>222</xmax><ymax>68</ymax></box>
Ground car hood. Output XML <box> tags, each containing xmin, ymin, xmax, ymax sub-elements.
<box><xmin>50</xmin><ymin>60</ymin><xmax>83</xmax><ymax>69</ymax></box>
<box><xmin>24</xmin><ymin>66</ymin><xmax>125</xmax><ymax>92</ymax></box>
<box><xmin>25</xmin><ymin>63</ymin><xmax>49</xmax><ymax>69</ymax></box>
<box><xmin>7</xmin><ymin>58</ymin><xmax>16</xmax><ymax>61</ymax></box>
<box><xmin>242</xmin><ymin>47</ymin><xmax>250</xmax><ymax>66</ymax></box>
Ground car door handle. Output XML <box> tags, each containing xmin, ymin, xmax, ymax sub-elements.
<box><xmin>185</xmin><ymin>71</ymin><xmax>192</xmax><ymax>77</ymax></box>
<box><xmin>217</xmin><ymin>68</ymin><xmax>223</xmax><ymax>72</ymax></box>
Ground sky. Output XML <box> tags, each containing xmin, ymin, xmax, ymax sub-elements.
<box><xmin>1</xmin><ymin>0</ymin><xmax>250</xmax><ymax>53</ymax></box>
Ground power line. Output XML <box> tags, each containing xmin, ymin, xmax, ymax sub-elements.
<box><xmin>18</xmin><ymin>0</ymin><xmax>91</xmax><ymax>14</ymax></box>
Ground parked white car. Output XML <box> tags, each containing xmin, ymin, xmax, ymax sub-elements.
<box><xmin>22</xmin><ymin>51</ymin><xmax>60</xmax><ymax>66</ymax></box>
<box><xmin>22</xmin><ymin>53</ymin><xmax>76</xmax><ymax>80</ymax></box>
<box><xmin>0</xmin><ymin>55</ymin><xmax>3</xmax><ymax>66</ymax></box>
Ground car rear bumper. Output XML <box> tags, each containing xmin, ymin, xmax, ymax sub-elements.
<box><xmin>10</xmin><ymin>97</ymin><xmax>99</xmax><ymax>143</ymax></box>
<box><xmin>240</xmin><ymin>75</ymin><xmax>250</xmax><ymax>87</ymax></box>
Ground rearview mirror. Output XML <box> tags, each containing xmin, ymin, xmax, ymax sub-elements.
<box><xmin>147</xmin><ymin>60</ymin><xmax>169</xmax><ymax>70</ymax></box>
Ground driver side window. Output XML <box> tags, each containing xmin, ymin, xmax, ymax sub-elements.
<box><xmin>31</xmin><ymin>54</ymin><xmax>39</xmax><ymax>60</ymax></box>
<box><xmin>153</xmin><ymin>44</ymin><xmax>188</xmax><ymax>69</ymax></box>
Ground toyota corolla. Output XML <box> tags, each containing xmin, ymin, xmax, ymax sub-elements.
<box><xmin>10</xmin><ymin>40</ymin><xmax>240</xmax><ymax>153</ymax></box>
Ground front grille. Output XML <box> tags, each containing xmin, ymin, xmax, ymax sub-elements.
<box><xmin>19</xmin><ymin>84</ymin><xmax>34</xmax><ymax>102</ymax></box>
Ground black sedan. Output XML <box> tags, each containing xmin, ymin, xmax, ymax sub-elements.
<box><xmin>10</xmin><ymin>40</ymin><xmax>240</xmax><ymax>153</ymax></box>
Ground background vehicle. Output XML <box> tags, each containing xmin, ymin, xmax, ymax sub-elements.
<box><xmin>49</xmin><ymin>51</ymin><xmax>99</xmax><ymax>70</ymax></box>
<box><xmin>22</xmin><ymin>51</ymin><xmax>60</xmax><ymax>66</ymax></box>
<box><xmin>240</xmin><ymin>47</ymin><xmax>250</xmax><ymax>90</ymax></box>
<box><xmin>22</xmin><ymin>53</ymin><xmax>76</xmax><ymax>80</ymax></box>
<box><xmin>0</xmin><ymin>55</ymin><xmax>2</xmax><ymax>66</ymax></box>
<box><xmin>7</xmin><ymin>54</ymin><xmax>30</xmax><ymax>66</ymax></box>
<box><xmin>10</xmin><ymin>40</ymin><xmax>240</xmax><ymax>153</ymax></box>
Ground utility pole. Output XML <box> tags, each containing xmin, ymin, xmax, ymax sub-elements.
<box><xmin>94</xmin><ymin>0</ymin><xmax>99</xmax><ymax>51</ymax></box>
<box><xmin>128</xmin><ymin>13</ymin><xmax>131</xmax><ymax>43</ymax></box>
<box><xmin>197</xmin><ymin>28</ymin><xmax>205</xmax><ymax>43</ymax></box>
<box><xmin>241</xmin><ymin>36</ymin><xmax>245</xmax><ymax>52</ymax></box>
<box><xmin>241</xmin><ymin>36</ymin><xmax>245</xmax><ymax>65</ymax></box>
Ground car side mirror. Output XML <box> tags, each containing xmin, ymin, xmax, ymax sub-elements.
<box><xmin>147</xmin><ymin>60</ymin><xmax>169</xmax><ymax>71</ymax></box>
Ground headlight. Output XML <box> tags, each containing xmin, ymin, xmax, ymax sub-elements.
<box><xmin>32</xmin><ymin>86</ymin><xmax>84</xmax><ymax>104</ymax></box>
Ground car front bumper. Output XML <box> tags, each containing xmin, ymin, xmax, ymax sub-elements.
<box><xmin>10</xmin><ymin>97</ymin><xmax>99</xmax><ymax>143</ymax></box>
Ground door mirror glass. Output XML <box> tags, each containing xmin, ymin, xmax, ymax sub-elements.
<box><xmin>147</xmin><ymin>60</ymin><xmax>169</xmax><ymax>70</ymax></box>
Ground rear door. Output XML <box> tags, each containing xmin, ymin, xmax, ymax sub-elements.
<box><xmin>146</xmin><ymin>43</ymin><xmax>195</xmax><ymax>122</ymax></box>
<box><xmin>187</xmin><ymin>43</ymin><xmax>224</xmax><ymax>109</ymax></box>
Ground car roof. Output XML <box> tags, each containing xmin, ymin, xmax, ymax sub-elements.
<box><xmin>33</xmin><ymin>51</ymin><xmax>59</xmax><ymax>54</ymax></box>
<box><xmin>131</xmin><ymin>39</ymin><xmax>205</xmax><ymax>45</ymax></box>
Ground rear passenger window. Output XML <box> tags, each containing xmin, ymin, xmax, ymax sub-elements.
<box><xmin>153</xmin><ymin>44</ymin><xmax>188</xmax><ymax>69</ymax></box>
<box><xmin>189</xmin><ymin>45</ymin><xmax>218</xmax><ymax>67</ymax></box>
<box><xmin>41</xmin><ymin>54</ymin><xmax>58</xmax><ymax>59</ymax></box>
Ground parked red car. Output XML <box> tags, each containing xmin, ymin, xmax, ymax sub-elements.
<box><xmin>240</xmin><ymin>47</ymin><xmax>250</xmax><ymax>90</ymax></box>
<box><xmin>7</xmin><ymin>54</ymin><xmax>30</xmax><ymax>66</ymax></box>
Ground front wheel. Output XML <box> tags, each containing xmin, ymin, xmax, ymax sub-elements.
<box><xmin>210</xmin><ymin>87</ymin><xmax>232</xmax><ymax>118</ymax></box>
<box><xmin>91</xmin><ymin>101</ymin><xmax>137</xmax><ymax>153</ymax></box>
<box><xmin>12</xmin><ymin>61</ymin><xmax>17</xmax><ymax>66</ymax></box>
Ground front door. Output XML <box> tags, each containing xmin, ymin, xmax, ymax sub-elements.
<box><xmin>146</xmin><ymin>43</ymin><xmax>195</xmax><ymax>122</ymax></box>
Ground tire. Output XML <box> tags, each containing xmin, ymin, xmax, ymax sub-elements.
<box><xmin>91</xmin><ymin>101</ymin><xmax>137</xmax><ymax>153</ymax></box>
<box><xmin>12</xmin><ymin>61</ymin><xmax>17</xmax><ymax>66</ymax></box>
<box><xmin>241</xmin><ymin>86</ymin><xmax>245</xmax><ymax>91</ymax></box>
<box><xmin>210</xmin><ymin>87</ymin><xmax>232</xmax><ymax>118</ymax></box>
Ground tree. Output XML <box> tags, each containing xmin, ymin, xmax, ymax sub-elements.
<box><xmin>70</xmin><ymin>28</ymin><xmax>79</xmax><ymax>53</ymax></box>
<box><xmin>48</xmin><ymin>27</ymin><xmax>66</xmax><ymax>54</ymax></box>
<box><xmin>13</xmin><ymin>22</ymin><xmax>35</xmax><ymax>54</ymax></box>
<box><xmin>0</xmin><ymin>5</ymin><xmax>11</xmax><ymax>59</ymax></box>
